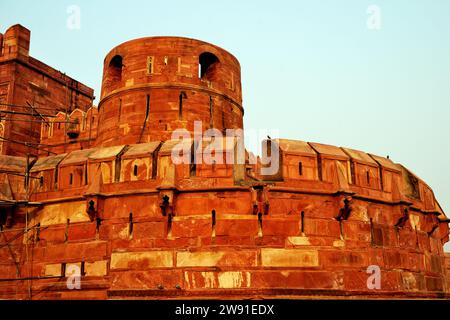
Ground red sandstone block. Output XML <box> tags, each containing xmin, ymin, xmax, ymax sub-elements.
<box><xmin>418</xmin><ymin>233</ymin><xmax>431</xmax><ymax>252</ymax></box>
<box><xmin>215</xmin><ymin>219</ymin><xmax>258</xmax><ymax>237</ymax></box>
<box><xmin>45</xmin><ymin>242</ymin><xmax>108</xmax><ymax>262</ymax></box>
<box><xmin>99</xmin><ymin>223</ymin><xmax>129</xmax><ymax>241</ymax></box>
<box><xmin>262</xmin><ymin>219</ymin><xmax>299</xmax><ymax>236</ymax></box>
<box><xmin>39</xmin><ymin>227</ymin><xmax>66</xmax><ymax>244</ymax></box>
<box><xmin>401</xmin><ymin>272</ymin><xmax>425</xmax><ymax>291</ymax></box>
<box><xmin>402</xmin><ymin>253</ymin><xmax>423</xmax><ymax>272</ymax></box>
<box><xmin>380</xmin><ymin>271</ymin><xmax>401</xmax><ymax>291</ymax></box>
<box><xmin>68</xmin><ymin>222</ymin><xmax>97</xmax><ymax>242</ymax></box>
<box><xmin>133</xmin><ymin>221</ymin><xmax>166</xmax><ymax>239</ymax></box>
<box><xmin>345</xmin><ymin>269</ymin><xmax>400</xmax><ymax>292</ymax></box>
<box><xmin>0</xmin><ymin>249</ymin><xmax>11</xmax><ymax>261</ymax></box>
<box><xmin>343</xmin><ymin>270</ymin><xmax>367</xmax><ymax>291</ymax></box>
<box><xmin>428</xmin><ymin>255</ymin><xmax>443</xmax><ymax>274</ymax></box>
<box><xmin>382</xmin><ymin>227</ymin><xmax>398</xmax><ymax>248</ymax></box>
<box><xmin>44</xmin><ymin>244</ymin><xmax>66</xmax><ymax>261</ymax></box>
<box><xmin>429</xmin><ymin>238</ymin><xmax>441</xmax><ymax>254</ymax></box>
<box><xmin>153</xmin><ymin>237</ymin><xmax>198</xmax><ymax>248</ymax></box>
<box><xmin>397</xmin><ymin>228</ymin><xmax>416</xmax><ymax>249</ymax></box>
<box><xmin>343</xmin><ymin>221</ymin><xmax>370</xmax><ymax>242</ymax></box>
<box><xmin>368</xmin><ymin>248</ymin><xmax>385</xmax><ymax>268</ymax></box>
<box><xmin>425</xmin><ymin>276</ymin><xmax>444</xmax><ymax>292</ymax></box>
<box><xmin>110</xmin><ymin>270</ymin><xmax>183</xmax><ymax>290</ymax></box>
<box><xmin>184</xmin><ymin>270</ymin><xmax>251</xmax><ymax>289</ymax></box>
<box><xmin>306</xmin><ymin>236</ymin><xmax>337</xmax><ymax>247</ymax></box>
<box><xmin>382</xmin><ymin>250</ymin><xmax>403</xmax><ymax>269</ymax></box>
<box><xmin>110</xmin><ymin>239</ymin><xmax>133</xmax><ymax>250</ymax></box>
<box><xmin>32</xmin><ymin>247</ymin><xmax>47</xmax><ymax>262</ymax></box>
<box><xmin>320</xmin><ymin>250</ymin><xmax>368</xmax><ymax>268</ymax></box>
<box><xmin>79</xmin><ymin>242</ymin><xmax>108</xmax><ymax>260</ymax></box>
<box><xmin>31</xmin><ymin>263</ymin><xmax>44</xmax><ymax>278</ymax></box>
<box><xmin>304</xmin><ymin>218</ymin><xmax>340</xmax><ymax>238</ymax></box>
<box><xmin>176</xmin><ymin>250</ymin><xmax>258</xmax><ymax>268</ymax></box>
<box><xmin>60</xmin><ymin>290</ymin><xmax>108</xmax><ymax>300</ymax></box>
<box><xmin>127</xmin><ymin>238</ymin><xmax>155</xmax><ymax>249</ymax></box>
<box><xmin>250</xmin><ymin>271</ymin><xmax>342</xmax><ymax>290</ymax></box>
<box><xmin>0</xmin><ymin>265</ymin><xmax>17</xmax><ymax>279</ymax></box>
<box><xmin>171</xmin><ymin>219</ymin><xmax>211</xmax><ymax>238</ymax></box>
<box><xmin>202</xmin><ymin>236</ymin><xmax>255</xmax><ymax>247</ymax></box>
<box><xmin>344</xmin><ymin>240</ymin><xmax>373</xmax><ymax>249</ymax></box>
<box><xmin>254</xmin><ymin>236</ymin><xmax>286</xmax><ymax>247</ymax></box>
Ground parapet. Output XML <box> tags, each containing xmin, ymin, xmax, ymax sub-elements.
<box><xmin>0</xmin><ymin>24</ymin><xmax>30</xmax><ymax>60</ymax></box>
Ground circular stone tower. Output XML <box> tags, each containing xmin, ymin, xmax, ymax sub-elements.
<box><xmin>97</xmin><ymin>37</ymin><xmax>243</xmax><ymax>147</ymax></box>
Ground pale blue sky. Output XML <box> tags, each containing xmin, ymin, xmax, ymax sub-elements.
<box><xmin>1</xmin><ymin>0</ymin><xmax>449</xmax><ymax>250</ymax></box>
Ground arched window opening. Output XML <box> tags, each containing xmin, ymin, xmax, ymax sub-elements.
<box><xmin>179</xmin><ymin>91</ymin><xmax>187</xmax><ymax>120</ymax></box>
<box><xmin>199</xmin><ymin>52</ymin><xmax>219</xmax><ymax>81</ymax></box>
<box><xmin>133</xmin><ymin>164</ymin><xmax>138</xmax><ymax>177</ymax></box>
<box><xmin>107</xmin><ymin>55</ymin><xmax>123</xmax><ymax>85</ymax></box>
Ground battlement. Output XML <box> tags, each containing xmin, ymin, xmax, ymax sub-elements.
<box><xmin>0</xmin><ymin>24</ymin><xmax>30</xmax><ymax>60</ymax></box>
<box><xmin>96</xmin><ymin>36</ymin><xmax>243</xmax><ymax>147</ymax></box>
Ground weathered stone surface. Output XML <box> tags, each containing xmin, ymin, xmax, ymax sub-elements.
<box><xmin>184</xmin><ymin>271</ymin><xmax>251</xmax><ymax>289</ymax></box>
<box><xmin>260</xmin><ymin>249</ymin><xmax>319</xmax><ymax>267</ymax></box>
<box><xmin>0</xmin><ymin>24</ymin><xmax>448</xmax><ymax>300</ymax></box>
<box><xmin>176</xmin><ymin>250</ymin><xmax>257</xmax><ymax>267</ymax></box>
<box><xmin>85</xmin><ymin>260</ymin><xmax>108</xmax><ymax>277</ymax></box>
<box><xmin>110</xmin><ymin>251</ymin><xmax>173</xmax><ymax>269</ymax></box>
<box><xmin>44</xmin><ymin>264</ymin><xmax>62</xmax><ymax>277</ymax></box>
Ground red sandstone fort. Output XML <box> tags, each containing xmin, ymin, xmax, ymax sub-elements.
<box><xmin>0</xmin><ymin>24</ymin><xmax>449</xmax><ymax>299</ymax></box>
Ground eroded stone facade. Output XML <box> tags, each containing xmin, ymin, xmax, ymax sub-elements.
<box><xmin>0</xmin><ymin>24</ymin><xmax>449</xmax><ymax>300</ymax></box>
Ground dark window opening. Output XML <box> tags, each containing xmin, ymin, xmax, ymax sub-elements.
<box><xmin>301</xmin><ymin>211</ymin><xmax>305</xmax><ymax>234</ymax></box>
<box><xmin>166</xmin><ymin>209</ymin><xmax>173</xmax><ymax>238</ymax></box>
<box><xmin>199</xmin><ymin>52</ymin><xmax>219</xmax><ymax>80</ymax></box>
<box><xmin>69</xmin><ymin>173</ymin><xmax>73</xmax><ymax>185</ymax></box>
<box><xmin>366</xmin><ymin>170</ymin><xmax>370</xmax><ymax>185</ymax></box>
<box><xmin>128</xmin><ymin>213</ymin><xmax>133</xmax><ymax>238</ymax></box>
<box><xmin>209</xmin><ymin>96</ymin><xmax>214</xmax><ymax>129</ymax></box>
<box><xmin>147</xmin><ymin>56</ymin><xmax>154</xmax><ymax>74</ymax></box>
<box><xmin>108</xmin><ymin>55</ymin><xmax>123</xmax><ymax>84</ymax></box>
<box><xmin>350</xmin><ymin>161</ymin><xmax>356</xmax><ymax>185</ymax></box>
<box><xmin>212</xmin><ymin>210</ymin><xmax>216</xmax><ymax>227</ymax></box>
<box><xmin>179</xmin><ymin>91</ymin><xmax>187</xmax><ymax>120</ymax></box>
<box><xmin>298</xmin><ymin>162</ymin><xmax>303</xmax><ymax>176</ymax></box>
<box><xmin>190</xmin><ymin>142</ymin><xmax>197</xmax><ymax>177</ymax></box>
<box><xmin>258</xmin><ymin>212</ymin><xmax>263</xmax><ymax>237</ymax></box>
<box><xmin>211</xmin><ymin>210</ymin><xmax>216</xmax><ymax>237</ymax></box>
<box><xmin>96</xmin><ymin>217</ymin><xmax>102</xmax><ymax>235</ymax></box>
<box><xmin>39</xmin><ymin>176</ymin><xmax>44</xmax><ymax>187</ymax></box>
<box><xmin>317</xmin><ymin>156</ymin><xmax>323</xmax><ymax>181</ymax></box>
<box><xmin>266</xmin><ymin>140</ymin><xmax>272</xmax><ymax>157</ymax></box>
<box><xmin>133</xmin><ymin>164</ymin><xmax>138</xmax><ymax>177</ymax></box>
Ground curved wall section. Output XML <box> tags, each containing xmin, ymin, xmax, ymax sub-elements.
<box><xmin>97</xmin><ymin>37</ymin><xmax>243</xmax><ymax>146</ymax></box>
